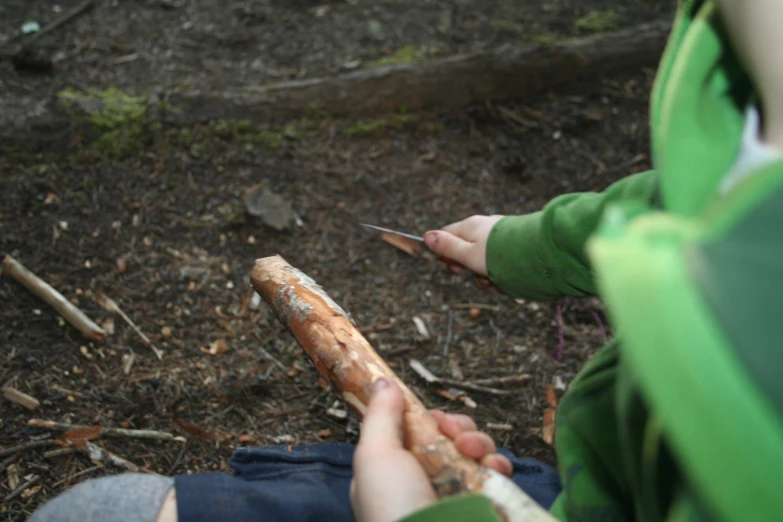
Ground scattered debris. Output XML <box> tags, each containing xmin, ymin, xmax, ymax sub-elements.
<box><xmin>358</xmin><ymin>321</ymin><xmax>396</xmax><ymax>335</ymax></box>
<box><xmin>242</xmin><ymin>185</ymin><xmax>298</xmax><ymax>231</ymax></box>
<box><xmin>58</xmin><ymin>426</ymin><xmax>103</xmax><ymax>447</ymax></box>
<box><xmin>1</xmin><ymin>252</ymin><xmax>107</xmax><ymax>340</ymax></box>
<box><xmin>122</xmin><ymin>352</ymin><xmax>136</xmax><ymax>375</ymax></box>
<box><xmin>317</xmin><ymin>429</ymin><xmax>332</xmax><ymax>438</ymax></box>
<box><xmin>433</xmin><ymin>388</ymin><xmax>477</xmax><ymax>409</ymax></box>
<box><xmin>326</xmin><ymin>401</ymin><xmax>348</xmax><ymax>420</ymax></box>
<box><xmin>43</xmin><ymin>448</ymin><xmax>76</xmax><ymax>459</ymax></box>
<box><xmin>449</xmin><ymin>303</ymin><xmax>503</xmax><ymax>312</ymax></box>
<box><xmin>0</xmin><ymin>439</ymin><xmax>56</xmax><ymax>459</ymax></box>
<box><xmin>442</xmin><ymin>310</ymin><xmax>454</xmax><ymax>355</ymax></box>
<box><xmin>485</xmin><ymin>423</ymin><xmax>514</xmax><ymax>432</ymax></box>
<box><xmin>408</xmin><ymin>359</ymin><xmax>520</xmax><ymax>396</ymax></box>
<box><xmin>2</xmin><ymin>386</ymin><xmax>40</xmax><ymax>411</ymax></box>
<box><xmin>553</xmin><ymin>375</ymin><xmax>567</xmax><ymax>392</ymax></box>
<box><xmin>96</xmin><ymin>291</ymin><xmax>163</xmax><ymax>359</ymax></box>
<box><xmin>28</xmin><ymin>419</ymin><xmax>181</xmax><ymax>442</ymax></box>
<box><xmin>21</xmin><ymin>22</ymin><xmax>41</xmax><ymax>35</ymax></box>
<box><xmin>468</xmin><ymin>307</ymin><xmax>481</xmax><ymax>319</ymax></box>
<box><xmin>412</xmin><ymin>316</ymin><xmax>430</xmax><ymax>339</ymax></box>
<box><xmin>272</xmin><ymin>434</ymin><xmax>295</xmax><ymax>444</ymax></box>
<box><xmin>6</xmin><ymin>463</ymin><xmax>20</xmax><ymax>490</ymax></box>
<box><xmin>4</xmin><ymin>474</ymin><xmax>40</xmax><ymax>502</ymax></box>
<box><xmin>238</xmin><ymin>434</ymin><xmax>255</xmax><ymax>443</ymax></box>
<box><xmin>201</xmin><ymin>339</ymin><xmax>228</xmax><ymax>355</ymax></box>
<box><xmin>172</xmin><ymin>414</ymin><xmax>226</xmax><ymax>441</ymax></box>
<box><xmin>542</xmin><ymin>385</ymin><xmax>558</xmax><ymax>446</ymax></box>
<box><xmin>161</xmin><ymin>326</ymin><xmax>173</xmax><ymax>338</ymax></box>
<box><xmin>83</xmin><ymin>441</ymin><xmax>143</xmax><ymax>473</ymax></box>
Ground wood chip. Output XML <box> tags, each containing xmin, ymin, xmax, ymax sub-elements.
<box><xmin>380</xmin><ymin>232</ymin><xmax>421</xmax><ymax>257</ymax></box>
<box><xmin>412</xmin><ymin>317</ymin><xmax>430</xmax><ymax>339</ymax></box>
<box><xmin>2</xmin><ymin>386</ymin><xmax>40</xmax><ymax>411</ymax></box>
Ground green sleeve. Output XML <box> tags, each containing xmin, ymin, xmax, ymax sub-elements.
<box><xmin>486</xmin><ymin>170</ymin><xmax>658</xmax><ymax>300</ymax></box>
<box><xmin>395</xmin><ymin>493</ymin><xmax>502</xmax><ymax>522</ymax></box>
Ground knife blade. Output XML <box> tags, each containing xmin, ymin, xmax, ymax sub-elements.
<box><xmin>359</xmin><ymin>223</ymin><xmax>461</xmax><ymax>266</ymax></box>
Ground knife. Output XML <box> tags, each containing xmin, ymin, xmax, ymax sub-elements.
<box><xmin>359</xmin><ymin>224</ymin><xmax>461</xmax><ymax>266</ymax></box>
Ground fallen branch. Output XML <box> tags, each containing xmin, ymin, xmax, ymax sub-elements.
<box><xmin>163</xmin><ymin>20</ymin><xmax>671</xmax><ymax>120</ymax></box>
<box><xmin>408</xmin><ymin>359</ymin><xmax>518</xmax><ymax>396</ymax></box>
<box><xmin>28</xmin><ymin>419</ymin><xmax>181</xmax><ymax>442</ymax></box>
<box><xmin>95</xmin><ymin>292</ymin><xmax>163</xmax><ymax>359</ymax></box>
<box><xmin>43</xmin><ymin>447</ymin><xmax>76</xmax><ymax>459</ymax></box>
<box><xmin>468</xmin><ymin>374</ymin><xmax>532</xmax><ymax>387</ymax></box>
<box><xmin>251</xmin><ymin>255</ymin><xmax>557</xmax><ymax>522</ymax></box>
<box><xmin>1</xmin><ymin>253</ymin><xmax>106</xmax><ymax>340</ymax></box>
<box><xmin>0</xmin><ymin>439</ymin><xmax>56</xmax><ymax>458</ymax></box>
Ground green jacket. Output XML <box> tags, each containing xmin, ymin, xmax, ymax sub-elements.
<box><xmin>399</xmin><ymin>1</ymin><xmax>783</xmax><ymax>521</ymax></box>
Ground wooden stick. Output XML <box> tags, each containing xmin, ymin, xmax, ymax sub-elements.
<box><xmin>251</xmin><ymin>255</ymin><xmax>556</xmax><ymax>522</ymax></box>
<box><xmin>2</xmin><ymin>386</ymin><xmax>41</xmax><ymax>410</ymax></box>
<box><xmin>0</xmin><ymin>439</ymin><xmax>56</xmax><ymax>458</ymax></box>
<box><xmin>408</xmin><ymin>360</ymin><xmax>518</xmax><ymax>396</ymax></box>
<box><xmin>4</xmin><ymin>474</ymin><xmax>40</xmax><ymax>502</ymax></box>
<box><xmin>82</xmin><ymin>441</ymin><xmax>143</xmax><ymax>473</ymax></box>
<box><xmin>95</xmin><ymin>292</ymin><xmax>163</xmax><ymax>360</ymax></box>
<box><xmin>1</xmin><ymin>253</ymin><xmax>106</xmax><ymax>340</ymax></box>
<box><xmin>28</xmin><ymin>419</ymin><xmax>181</xmax><ymax>442</ymax></box>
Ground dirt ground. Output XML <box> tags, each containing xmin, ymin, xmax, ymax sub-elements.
<box><xmin>1</xmin><ymin>0</ymin><xmax>671</xmax><ymax>520</ymax></box>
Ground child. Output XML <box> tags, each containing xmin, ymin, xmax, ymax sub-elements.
<box><xmin>30</xmin><ymin>0</ymin><xmax>783</xmax><ymax>521</ymax></box>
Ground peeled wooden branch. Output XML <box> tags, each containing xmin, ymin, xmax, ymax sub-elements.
<box><xmin>2</xmin><ymin>253</ymin><xmax>106</xmax><ymax>340</ymax></box>
<box><xmin>251</xmin><ymin>255</ymin><xmax>556</xmax><ymax>522</ymax></box>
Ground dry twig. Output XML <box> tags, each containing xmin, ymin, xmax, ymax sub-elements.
<box><xmin>0</xmin><ymin>439</ymin><xmax>56</xmax><ymax>458</ymax></box>
<box><xmin>408</xmin><ymin>360</ymin><xmax>517</xmax><ymax>396</ymax></box>
<box><xmin>4</xmin><ymin>474</ymin><xmax>40</xmax><ymax>502</ymax></box>
<box><xmin>1</xmin><ymin>253</ymin><xmax>106</xmax><ymax>340</ymax></box>
<box><xmin>95</xmin><ymin>292</ymin><xmax>163</xmax><ymax>359</ymax></box>
<box><xmin>28</xmin><ymin>419</ymin><xmax>181</xmax><ymax>442</ymax></box>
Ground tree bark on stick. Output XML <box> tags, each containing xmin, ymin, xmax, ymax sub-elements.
<box><xmin>1</xmin><ymin>253</ymin><xmax>106</xmax><ymax>340</ymax></box>
<box><xmin>166</xmin><ymin>20</ymin><xmax>670</xmax><ymax>121</ymax></box>
<box><xmin>251</xmin><ymin>255</ymin><xmax>556</xmax><ymax>522</ymax></box>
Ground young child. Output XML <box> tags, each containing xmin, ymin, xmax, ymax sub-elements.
<box><xmin>29</xmin><ymin>0</ymin><xmax>783</xmax><ymax>521</ymax></box>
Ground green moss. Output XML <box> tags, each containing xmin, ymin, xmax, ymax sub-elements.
<box><xmin>534</xmin><ymin>34</ymin><xmax>560</xmax><ymax>45</ymax></box>
<box><xmin>369</xmin><ymin>45</ymin><xmax>426</xmax><ymax>67</ymax></box>
<box><xmin>58</xmin><ymin>87</ymin><xmax>149</xmax><ymax>159</ymax></box>
<box><xmin>341</xmin><ymin>114</ymin><xmax>440</xmax><ymax>136</ymax></box>
<box><xmin>574</xmin><ymin>9</ymin><xmax>619</xmax><ymax>33</ymax></box>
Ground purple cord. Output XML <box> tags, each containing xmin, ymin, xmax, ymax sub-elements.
<box><xmin>556</xmin><ymin>305</ymin><xmax>564</xmax><ymax>361</ymax></box>
<box><xmin>591</xmin><ymin>310</ymin><xmax>609</xmax><ymax>343</ymax></box>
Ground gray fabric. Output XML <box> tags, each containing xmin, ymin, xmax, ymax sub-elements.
<box><xmin>29</xmin><ymin>473</ymin><xmax>174</xmax><ymax>522</ymax></box>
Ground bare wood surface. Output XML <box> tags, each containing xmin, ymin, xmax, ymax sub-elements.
<box><xmin>251</xmin><ymin>255</ymin><xmax>556</xmax><ymax>522</ymax></box>
<box><xmin>1</xmin><ymin>253</ymin><xmax>107</xmax><ymax>340</ymax></box>
<box><xmin>167</xmin><ymin>20</ymin><xmax>670</xmax><ymax>120</ymax></box>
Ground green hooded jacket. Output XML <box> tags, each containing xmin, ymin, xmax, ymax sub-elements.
<box><xmin>397</xmin><ymin>1</ymin><xmax>783</xmax><ymax>521</ymax></box>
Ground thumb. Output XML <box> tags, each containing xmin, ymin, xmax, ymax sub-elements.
<box><xmin>423</xmin><ymin>231</ymin><xmax>482</xmax><ymax>272</ymax></box>
<box><xmin>359</xmin><ymin>378</ymin><xmax>406</xmax><ymax>451</ymax></box>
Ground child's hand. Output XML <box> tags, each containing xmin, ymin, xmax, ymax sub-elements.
<box><xmin>351</xmin><ymin>379</ymin><xmax>436</xmax><ymax>522</ymax></box>
<box><xmin>351</xmin><ymin>379</ymin><xmax>513</xmax><ymax>522</ymax></box>
<box><xmin>423</xmin><ymin>215</ymin><xmax>504</xmax><ymax>288</ymax></box>
<box><xmin>430</xmin><ymin>410</ymin><xmax>513</xmax><ymax>478</ymax></box>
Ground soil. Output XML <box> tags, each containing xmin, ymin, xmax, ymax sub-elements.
<box><xmin>1</xmin><ymin>0</ymin><xmax>671</xmax><ymax>520</ymax></box>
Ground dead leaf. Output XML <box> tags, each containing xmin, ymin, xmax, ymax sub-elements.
<box><xmin>317</xmin><ymin>429</ymin><xmax>332</xmax><ymax>438</ymax></box>
<box><xmin>200</xmin><ymin>339</ymin><xmax>228</xmax><ymax>356</ymax></box>
<box><xmin>287</xmin><ymin>366</ymin><xmax>301</xmax><ymax>378</ymax></box>
<box><xmin>21</xmin><ymin>485</ymin><xmax>41</xmax><ymax>499</ymax></box>
<box><xmin>381</xmin><ymin>232</ymin><xmax>421</xmax><ymax>257</ymax></box>
<box><xmin>116</xmin><ymin>254</ymin><xmax>130</xmax><ymax>274</ymax></box>
<box><xmin>58</xmin><ymin>426</ymin><xmax>103</xmax><ymax>447</ymax></box>
<box><xmin>238</xmin><ymin>434</ymin><xmax>254</xmax><ymax>443</ymax></box>
<box><xmin>172</xmin><ymin>415</ymin><xmax>226</xmax><ymax>441</ymax></box>
<box><xmin>43</xmin><ymin>192</ymin><xmax>57</xmax><ymax>205</ymax></box>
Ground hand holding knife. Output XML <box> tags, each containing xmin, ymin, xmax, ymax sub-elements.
<box><xmin>359</xmin><ymin>223</ymin><xmax>492</xmax><ymax>289</ymax></box>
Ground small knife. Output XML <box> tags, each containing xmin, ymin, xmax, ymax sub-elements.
<box><xmin>359</xmin><ymin>224</ymin><xmax>461</xmax><ymax>266</ymax></box>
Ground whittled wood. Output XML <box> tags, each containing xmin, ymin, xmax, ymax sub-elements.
<box><xmin>2</xmin><ymin>253</ymin><xmax>106</xmax><ymax>341</ymax></box>
<box><xmin>251</xmin><ymin>255</ymin><xmax>557</xmax><ymax>522</ymax></box>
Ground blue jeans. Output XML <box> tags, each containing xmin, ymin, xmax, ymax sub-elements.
<box><xmin>175</xmin><ymin>443</ymin><xmax>562</xmax><ymax>522</ymax></box>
